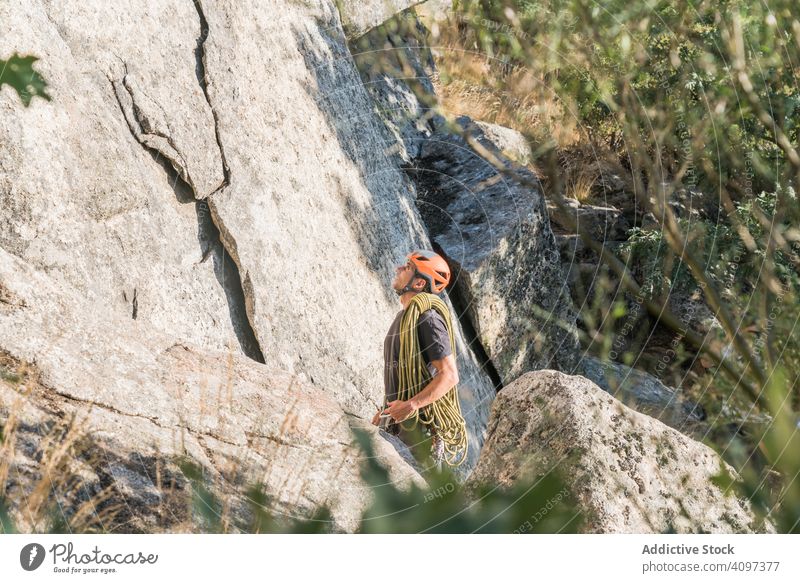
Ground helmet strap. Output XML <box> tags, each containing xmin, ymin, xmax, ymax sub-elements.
<box><xmin>395</xmin><ymin>270</ymin><xmax>428</xmax><ymax>296</ymax></box>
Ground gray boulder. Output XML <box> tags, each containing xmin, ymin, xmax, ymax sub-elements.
<box><xmin>0</xmin><ymin>0</ymin><xmax>248</xmax><ymax>359</ymax></box>
<box><xmin>350</xmin><ymin>7</ymin><xmax>442</xmax><ymax>162</ymax></box>
<box><xmin>579</xmin><ymin>356</ymin><xmax>706</xmax><ymax>435</ymax></box>
<box><xmin>666</xmin><ymin>291</ymin><xmax>722</xmax><ymax>337</ymax></box>
<box><xmin>472</xmin><ymin>121</ymin><xmax>534</xmax><ymax>167</ymax></box>
<box><xmin>548</xmin><ymin>198</ymin><xmax>631</xmax><ymax>241</ymax></box>
<box><xmin>338</xmin><ymin>0</ymin><xmax>424</xmax><ymax>39</ymax></box>
<box><xmin>194</xmin><ymin>1</ymin><xmax>495</xmax><ymax>453</ymax></box>
<box><xmin>467</xmin><ymin>370</ymin><xmax>770</xmax><ymax>533</ymax></box>
<box><xmin>407</xmin><ymin>116</ymin><xmax>580</xmax><ymax>384</ymax></box>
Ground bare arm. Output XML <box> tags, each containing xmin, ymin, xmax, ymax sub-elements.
<box><xmin>408</xmin><ymin>354</ymin><xmax>459</xmax><ymax>410</ymax></box>
<box><xmin>383</xmin><ymin>354</ymin><xmax>459</xmax><ymax>422</ymax></box>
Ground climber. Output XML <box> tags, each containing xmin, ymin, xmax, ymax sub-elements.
<box><xmin>371</xmin><ymin>249</ymin><xmax>468</xmax><ymax>471</ymax></box>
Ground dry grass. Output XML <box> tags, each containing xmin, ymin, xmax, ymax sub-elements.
<box><xmin>0</xmin><ymin>351</ymin><xmax>121</xmax><ymax>533</ymax></box>
<box><xmin>566</xmin><ymin>170</ymin><xmax>597</xmax><ymax>204</ymax></box>
<box><xmin>416</xmin><ymin>8</ymin><xmax>630</xmax><ymax>206</ymax></box>
<box><xmin>418</xmin><ymin>7</ymin><xmax>581</xmax><ymax>153</ymax></box>
<box><xmin>432</xmin><ymin>51</ymin><xmax>580</xmax><ymax>152</ymax></box>
<box><xmin>0</xmin><ymin>341</ymin><xmax>309</xmax><ymax>534</ymax></box>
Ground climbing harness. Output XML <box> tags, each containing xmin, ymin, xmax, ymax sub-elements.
<box><xmin>392</xmin><ymin>292</ymin><xmax>468</xmax><ymax>467</ymax></box>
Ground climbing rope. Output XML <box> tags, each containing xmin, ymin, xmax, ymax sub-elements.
<box><xmin>394</xmin><ymin>292</ymin><xmax>468</xmax><ymax>467</ymax></box>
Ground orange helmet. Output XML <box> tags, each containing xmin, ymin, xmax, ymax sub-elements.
<box><xmin>400</xmin><ymin>249</ymin><xmax>451</xmax><ymax>295</ymax></box>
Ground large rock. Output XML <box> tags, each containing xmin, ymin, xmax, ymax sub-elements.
<box><xmin>0</xmin><ymin>247</ymin><xmax>425</xmax><ymax>532</ymax></box>
<box><xmin>407</xmin><ymin>116</ymin><xmax>580</xmax><ymax>383</ymax></box>
<box><xmin>0</xmin><ymin>0</ymin><xmax>495</xmax><ymax>481</ymax></box>
<box><xmin>351</xmin><ymin>7</ymin><xmax>442</xmax><ymax>163</ymax></box>
<box><xmin>338</xmin><ymin>0</ymin><xmax>423</xmax><ymax>39</ymax></box>
<box><xmin>579</xmin><ymin>356</ymin><xmax>706</xmax><ymax>436</ymax></box>
<box><xmin>467</xmin><ymin>370</ymin><xmax>769</xmax><ymax>533</ymax></box>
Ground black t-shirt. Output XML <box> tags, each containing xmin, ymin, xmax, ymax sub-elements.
<box><xmin>383</xmin><ymin>307</ymin><xmax>452</xmax><ymax>405</ymax></box>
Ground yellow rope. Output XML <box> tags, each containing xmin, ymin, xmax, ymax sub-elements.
<box><xmin>395</xmin><ymin>292</ymin><xmax>468</xmax><ymax>467</ymax></box>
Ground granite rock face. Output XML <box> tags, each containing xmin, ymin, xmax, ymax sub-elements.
<box><xmin>1</xmin><ymin>0</ymin><xmax>250</xmax><ymax>359</ymax></box>
<box><xmin>408</xmin><ymin>117</ymin><xmax>581</xmax><ymax>384</ymax></box>
<box><xmin>350</xmin><ymin>7</ymin><xmax>442</xmax><ymax>162</ymax></box>
<box><xmin>0</xmin><ymin>0</ymin><xmax>499</xmax><ymax>530</ymax></box>
<box><xmin>339</xmin><ymin>0</ymin><xmax>424</xmax><ymax>39</ymax></box>
<box><xmin>0</xmin><ymin>247</ymin><xmax>425</xmax><ymax>532</ymax></box>
<box><xmin>467</xmin><ymin>370</ymin><xmax>770</xmax><ymax>533</ymax></box>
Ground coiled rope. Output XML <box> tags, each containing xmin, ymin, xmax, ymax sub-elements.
<box><xmin>395</xmin><ymin>292</ymin><xmax>468</xmax><ymax>467</ymax></box>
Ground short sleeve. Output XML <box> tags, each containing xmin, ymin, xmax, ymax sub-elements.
<box><xmin>417</xmin><ymin>309</ymin><xmax>452</xmax><ymax>363</ymax></box>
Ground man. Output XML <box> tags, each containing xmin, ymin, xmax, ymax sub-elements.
<box><xmin>371</xmin><ymin>249</ymin><xmax>465</xmax><ymax>469</ymax></box>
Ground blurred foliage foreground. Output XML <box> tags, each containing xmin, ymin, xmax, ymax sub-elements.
<box><xmin>427</xmin><ymin>0</ymin><xmax>800</xmax><ymax>532</ymax></box>
<box><xmin>178</xmin><ymin>428</ymin><xmax>582</xmax><ymax>534</ymax></box>
<box><xmin>0</xmin><ymin>53</ymin><xmax>51</xmax><ymax>106</ymax></box>
<box><xmin>0</xmin><ymin>396</ymin><xmax>582</xmax><ymax>534</ymax></box>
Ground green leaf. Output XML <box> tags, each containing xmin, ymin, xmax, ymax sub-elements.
<box><xmin>0</xmin><ymin>53</ymin><xmax>51</xmax><ymax>106</ymax></box>
<box><xmin>0</xmin><ymin>497</ymin><xmax>16</xmax><ymax>534</ymax></box>
<box><xmin>710</xmin><ymin>460</ymin><xmax>736</xmax><ymax>493</ymax></box>
<box><xmin>177</xmin><ymin>457</ymin><xmax>224</xmax><ymax>533</ymax></box>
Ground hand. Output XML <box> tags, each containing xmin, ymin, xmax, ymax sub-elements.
<box><xmin>371</xmin><ymin>410</ymin><xmax>381</xmax><ymax>426</ymax></box>
<box><xmin>384</xmin><ymin>399</ymin><xmax>418</xmax><ymax>423</ymax></box>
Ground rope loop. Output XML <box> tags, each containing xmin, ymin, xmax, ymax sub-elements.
<box><xmin>396</xmin><ymin>293</ymin><xmax>468</xmax><ymax>467</ymax></box>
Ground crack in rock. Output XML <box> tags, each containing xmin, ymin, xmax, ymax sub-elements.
<box><xmin>243</xmin><ymin>430</ymin><xmax>316</xmax><ymax>452</ymax></box>
<box><xmin>188</xmin><ymin>0</ymin><xmax>266</xmax><ymax>364</ymax></box>
<box><xmin>192</xmin><ymin>0</ymin><xmax>230</xmax><ymax>193</ymax></box>
<box><xmin>204</xmin><ymin>198</ymin><xmax>265</xmax><ymax>364</ymax></box>
<box><xmin>111</xmin><ymin>71</ymin><xmax>197</xmax><ymax>195</ymax></box>
<box><xmin>432</xmin><ymin>241</ymin><xmax>504</xmax><ymax>393</ymax></box>
<box><xmin>28</xmin><ymin>378</ymin><xmax>251</xmax><ymax>456</ymax></box>
<box><xmin>109</xmin><ymin>59</ymin><xmax>265</xmax><ymax>363</ymax></box>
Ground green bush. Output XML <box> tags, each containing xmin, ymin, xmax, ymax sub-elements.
<box><xmin>445</xmin><ymin>0</ymin><xmax>800</xmax><ymax>531</ymax></box>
